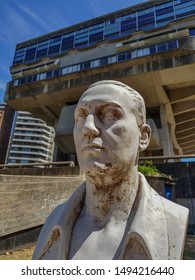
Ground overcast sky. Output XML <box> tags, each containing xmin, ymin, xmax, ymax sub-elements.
<box><xmin>0</xmin><ymin>0</ymin><xmax>147</xmax><ymax>102</ymax></box>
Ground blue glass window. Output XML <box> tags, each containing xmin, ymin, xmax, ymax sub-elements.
<box><xmin>81</xmin><ymin>61</ymin><xmax>91</xmax><ymax>70</ymax></box>
<box><xmin>14</xmin><ymin>48</ymin><xmax>25</xmax><ymax>55</ymax></box>
<box><xmin>36</xmin><ymin>40</ymin><xmax>49</xmax><ymax>59</ymax></box>
<box><xmin>105</xmin><ymin>33</ymin><xmax>119</xmax><ymax>40</ymax></box>
<box><xmin>53</xmin><ymin>69</ymin><xmax>61</xmax><ymax>77</ymax></box>
<box><xmin>118</xmin><ymin>52</ymin><xmax>126</xmax><ymax>61</ymax></box>
<box><xmin>138</xmin><ymin>11</ymin><xmax>154</xmax><ymax>20</ymax></box>
<box><xmin>138</xmin><ymin>8</ymin><xmax>155</xmax><ymax>31</ymax></box>
<box><xmin>167</xmin><ymin>40</ymin><xmax>178</xmax><ymax>50</ymax></box>
<box><xmin>61</xmin><ymin>33</ymin><xmax>74</xmax><ymax>52</ymax></box>
<box><xmin>156</xmin><ymin>6</ymin><xmax>174</xmax><ymax>16</ymax></box>
<box><xmin>48</xmin><ymin>45</ymin><xmax>60</xmax><ymax>56</ymax></box>
<box><xmin>174</xmin><ymin>0</ymin><xmax>194</xmax><ymax>7</ymax></box>
<box><xmin>150</xmin><ymin>45</ymin><xmax>157</xmax><ymax>54</ymax></box>
<box><xmin>190</xmin><ymin>28</ymin><xmax>195</xmax><ymax>35</ymax></box>
<box><xmin>100</xmin><ymin>57</ymin><xmax>108</xmax><ymax>66</ymax></box>
<box><xmin>20</xmin><ymin>77</ymin><xmax>26</xmax><ymax>84</ymax></box>
<box><xmin>32</xmin><ymin>75</ymin><xmax>37</xmax><ymax>82</ymax></box>
<box><xmin>156</xmin><ymin>20</ymin><xmax>172</xmax><ymax>28</ymax></box>
<box><xmin>46</xmin><ymin>71</ymin><xmax>53</xmax><ymax>78</ymax></box>
<box><xmin>126</xmin><ymin>51</ymin><xmax>131</xmax><ymax>59</ymax></box>
<box><xmin>24</xmin><ymin>51</ymin><xmax>36</xmax><ymax>63</ymax></box>
<box><xmin>175</xmin><ymin>6</ymin><xmax>195</xmax><ymax>18</ymax></box>
<box><xmin>26</xmin><ymin>76</ymin><xmax>33</xmax><ymax>83</ymax></box>
<box><xmin>105</xmin><ymin>18</ymin><xmax>120</xmax><ymax>40</ymax></box>
<box><xmin>157</xmin><ymin>42</ymin><xmax>167</xmax><ymax>52</ymax></box>
<box><xmin>121</xmin><ymin>13</ymin><xmax>137</xmax><ymax>34</ymax></box>
<box><xmin>50</xmin><ymin>35</ymin><xmax>61</xmax><ymax>43</ymax></box>
<box><xmin>121</xmin><ymin>21</ymin><xmax>136</xmax><ymax>31</ymax></box>
<box><xmin>108</xmin><ymin>55</ymin><xmax>117</xmax><ymax>64</ymax></box>
<box><xmin>89</xmin><ymin>32</ymin><xmax>103</xmax><ymax>45</ymax></box>
<box><xmin>75</xmin><ymin>28</ymin><xmax>89</xmax><ymax>48</ymax></box>
<box><xmin>36</xmin><ymin>49</ymin><xmax>48</xmax><ymax>59</ymax></box>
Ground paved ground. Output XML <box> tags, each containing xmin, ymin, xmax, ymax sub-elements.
<box><xmin>0</xmin><ymin>235</ymin><xmax>194</xmax><ymax>260</ymax></box>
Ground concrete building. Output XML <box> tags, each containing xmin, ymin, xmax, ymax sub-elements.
<box><xmin>6</xmin><ymin>111</ymin><xmax>55</xmax><ymax>164</ymax></box>
<box><xmin>0</xmin><ymin>103</ymin><xmax>15</xmax><ymax>164</ymax></box>
<box><xmin>4</xmin><ymin>0</ymin><xmax>195</xmax><ymax>160</ymax></box>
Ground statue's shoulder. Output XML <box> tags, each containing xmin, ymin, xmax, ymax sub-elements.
<box><xmin>32</xmin><ymin>183</ymin><xmax>86</xmax><ymax>259</ymax></box>
<box><xmin>161</xmin><ymin>195</ymin><xmax>189</xmax><ymax>227</ymax></box>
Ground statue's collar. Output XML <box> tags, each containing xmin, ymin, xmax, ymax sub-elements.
<box><xmin>33</xmin><ymin>173</ymin><xmax>168</xmax><ymax>259</ymax></box>
<box><xmin>117</xmin><ymin>173</ymin><xmax>168</xmax><ymax>259</ymax></box>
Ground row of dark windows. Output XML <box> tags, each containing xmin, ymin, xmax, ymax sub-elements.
<box><xmin>13</xmin><ymin>38</ymin><xmax>179</xmax><ymax>87</ymax></box>
<box><xmin>11</xmin><ymin>147</ymin><xmax>49</xmax><ymax>154</ymax></box>
<box><xmin>13</xmin><ymin>0</ymin><xmax>195</xmax><ymax>65</ymax></box>
<box><xmin>9</xmin><ymin>153</ymin><xmax>48</xmax><ymax>159</ymax></box>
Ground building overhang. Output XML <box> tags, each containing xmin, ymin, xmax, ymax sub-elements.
<box><xmin>5</xmin><ymin>42</ymin><xmax>195</xmax><ymax>155</ymax></box>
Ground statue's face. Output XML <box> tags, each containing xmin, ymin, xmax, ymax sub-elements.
<box><xmin>73</xmin><ymin>84</ymin><xmax>145</xmax><ymax>178</ymax></box>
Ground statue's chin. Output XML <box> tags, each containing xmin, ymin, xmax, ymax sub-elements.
<box><xmin>84</xmin><ymin>161</ymin><xmax>126</xmax><ymax>187</ymax></box>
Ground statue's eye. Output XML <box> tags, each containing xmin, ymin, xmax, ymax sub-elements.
<box><xmin>75</xmin><ymin>109</ymin><xmax>88</xmax><ymax>122</ymax></box>
<box><xmin>102</xmin><ymin>109</ymin><xmax>116</xmax><ymax>120</ymax></box>
<box><xmin>99</xmin><ymin>106</ymin><xmax>122</xmax><ymax>122</ymax></box>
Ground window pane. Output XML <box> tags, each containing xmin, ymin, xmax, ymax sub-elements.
<box><xmin>167</xmin><ymin>40</ymin><xmax>178</xmax><ymax>50</ymax></box>
<box><xmin>150</xmin><ymin>45</ymin><xmax>156</xmax><ymax>54</ymax></box>
<box><xmin>190</xmin><ymin>28</ymin><xmax>195</xmax><ymax>35</ymax></box>
<box><xmin>36</xmin><ymin>49</ymin><xmax>47</xmax><ymax>59</ymax></box>
<box><xmin>156</xmin><ymin>6</ymin><xmax>173</xmax><ymax>16</ymax></box>
<box><xmin>82</xmin><ymin>61</ymin><xmax>91</xmax><ymax>70</ymax></box>
<box><xmin>108</xmin><ymin>55</ymin><xmax>117</xmax><ymax>64</ymax></box>
<box><xmin>100</xmin><ymin>57</ymin><xmax>108</xmax><ymax>66</ymax></box>
<box><xmin>46</xmin><ymin>71</ymin><xmax>53</xmax><ymax>78</ymax></box>
<box><xmin>89</xmin><ymin>32</ymin><xmax>103</xmax><ymax>44</ymax></box>
<box><xmin>50</xmin><ymin>36</ymin><xmax>61</xmax><ymax>43</ymax></box>
<box><xmin>118</xmin><ymin>52</ymin><xmax>126</xmax><ymax>61</ymax></box>
<box><xmin>105</xmin><ymin>33</ymin><xmax>119</xmax><ymax>40</ymax></box>
<box><xmin>157</xmin><ymin>42</ymin><xmax>167</xmax><ymax>52</ymax></box>
<box><xmin>48</xmin><ymin>45</ymin><xmax>60</xmax><ymax>55</ymax></box>
<box><xmin>138</xmin><ymin>12</ymin><xmax>154</xmax><ymax>20</ymax></box>
<box><xmin>93</xmin><ymin>60</ymin><xmax>100</xmax><ymax>67</ymax></box>
<box><xmin>121</xmin><ymin>22</ymin><xmax>136</xmax><ymax>31</ymax></box>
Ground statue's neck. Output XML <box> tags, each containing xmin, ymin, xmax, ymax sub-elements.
<box><xmin>84</xmin><ymin>169</ymin><xmax>139</xmax><ymax>227</ymax></box>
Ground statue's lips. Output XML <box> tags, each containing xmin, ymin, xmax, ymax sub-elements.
<box><xmin>82</xmin><ymin>144</ymin><xmax>103</xmax><ymax>152</ymax></box>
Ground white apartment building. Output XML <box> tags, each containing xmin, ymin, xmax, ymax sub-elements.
<box><xmin>6</xmin><ymin>111</ymin><xmax>55</xmax><ymax>164</ymax></box>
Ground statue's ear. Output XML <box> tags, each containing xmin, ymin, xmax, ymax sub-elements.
<box><xmin>139</xmin><ymin>124</ymin><xmax>151</xmax><ymax>151</ymax></box>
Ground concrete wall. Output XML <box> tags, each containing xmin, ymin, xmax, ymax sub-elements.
<box><xmin>0</xmin><ymin>166</ymin><xmax>80</xmax><ymax>176</ymax></box>
<box><xmin>0</xmin><ymin>175</ymin><xmax>83</xmax><ymax>238</ymax></box>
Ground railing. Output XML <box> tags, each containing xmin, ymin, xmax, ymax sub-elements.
<box><xmin>0</xmin><ymin>161</ymin><xmax>75</xmax><ymax>169</ymax></box>
<box><xmin>139</xmin><ymin>154</ymin><xmax>195</xmax><ymax>164</ymax></box>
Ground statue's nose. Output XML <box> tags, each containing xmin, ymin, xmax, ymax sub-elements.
<box><xmin>83</xmin><ymin>114</ymin><xmax>99</xmax><ymax>137</ymax></box>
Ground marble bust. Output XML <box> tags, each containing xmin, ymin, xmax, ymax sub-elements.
<box><xmin>32</xmin><ymin>80</ymin><xmax>189</xmax><ymax>260</ymax></box>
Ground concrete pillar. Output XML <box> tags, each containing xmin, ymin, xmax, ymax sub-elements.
<box><xmin>54</xmin><ymin>104</ymin><xmax>76</xmax><ymax>155</ymax></box>
<box><xmin>159</xmin><ymin>104</ymin><xmax>175</xmax><ymax>156</ymax></box>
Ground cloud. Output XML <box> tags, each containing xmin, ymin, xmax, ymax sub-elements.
<box><xmin>0</xmin><ymin>79</ymin><xmax>6</xmax><ymax>91</ymax></box>
<box><xmin>47</xmin><ymin>7</ymin><xmax>68</xmax><ymax>30</ymax></box>
<box><xmin>16</xmin><ymin>3</ymin><xmax>49</xmax><ymax>32</ymax></box>
<box><xmin>0</xmin><ymin>35</ymin><xmax>7</xmax><ymax>44</ymax></box>
<box><xmin>0</xmin><ymin>5</ymin><xmax>36</xmax><ymax>43</ymax></box>
<box><xmin>84</xmin><ymin>0</ymin><xmax>101</xmax><ymax>17</ymax></box>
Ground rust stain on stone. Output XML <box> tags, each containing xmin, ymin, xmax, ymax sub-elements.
<box><xmin>39</xmin><ymin>228</ymin><xmax>60</xmax><ymax>259</ymax></box>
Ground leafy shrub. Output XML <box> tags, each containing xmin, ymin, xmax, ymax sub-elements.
<box><xmin>138</xmin><ymin>160</ymin><xmax>160</xmax><ymax>176</ymax></box>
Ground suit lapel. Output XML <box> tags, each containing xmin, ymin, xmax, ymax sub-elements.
<box><xmin>119</xmin><ymin>173</ymin><xmax>168</xmax><ymax>259</ymax></box>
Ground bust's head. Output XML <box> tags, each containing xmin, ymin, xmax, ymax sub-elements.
<box><xmin>73</xmin><ymin>80</ymin><xmax>151</xmax><ymax>184</ymax></box>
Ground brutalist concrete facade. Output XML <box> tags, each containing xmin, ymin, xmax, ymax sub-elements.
<box><xmin>4</xmin><ymin>0</ymin><xmax>195</xmax><ymax>159</ymax></box>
